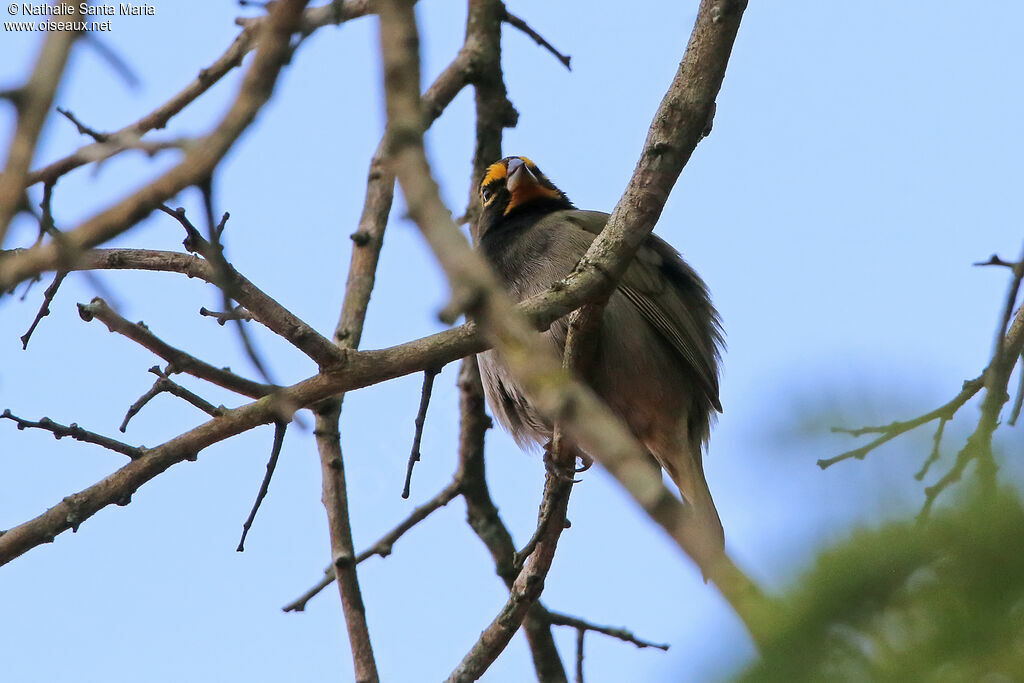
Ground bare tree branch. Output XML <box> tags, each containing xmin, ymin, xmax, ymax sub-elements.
<box><xmin>120</xmin><ymin>365</ymin><xmax>224</xmax><ymax>432</ymax></box>
<box><xmin>402</xmin><ymin>366</ymin><xmax>442</xmax><ymax>499</ymax></box>
<box><xmin>237</xmin><ymin>421</ymin><xmax>287</xmax><ymax>552</ymax></box>
<box><xmin>547</xmin><ymin>612</ymin><xmax>670</xmax><ymax>652</ymax></box>
<box><xmin>501</xmin><ymin>8</ymin><xmax>572</xmax><ymax>71</ymax></box>
<box><xmin>26</xmin><ymin>1</ymin><xmax>380</xmax><ymax>188</ymax></box>
<box><xmin>282</xmin><ymin>478</ymin><xmax>462</xmax><ymax>613</ymax></box>
<box><xmin>1</xmin><ymin>409</ymin><xmax>144</xmax><ymax>461</ymax></box>
<box><xmin>0</xmin><ymin>3</ymin><xmax>84</xmax><ymax>244</ymax></box>
<box><xmin>456</xmin><ymin>357</ymin><xmax>569</xmax><ymax>683</ymax></box>
<box><xmin>20</xmin><ymin>270</ymin><xmax>67</xmax><ymax>349</ymax></box>
<box><xmin>76</xmin><ymin>297</ymin><xmax>273</xmax><ymax>399</ymax></box>
<box><xmin>0</xmin><ymin>0</ymin><xmax>313</xmax><ymax>292</ymax></box>
<box><xmin>820</xmin><ymin>377</ymin><xmax>984</xmax><ymax>469</ymax></box>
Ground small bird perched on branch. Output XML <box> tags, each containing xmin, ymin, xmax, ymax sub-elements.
<box><xmin>473</xmin><ymin>155</ymin><xmax>725</xmax><ymax>549</ymax></box>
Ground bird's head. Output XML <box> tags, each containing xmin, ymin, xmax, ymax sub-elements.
<box><xmin>476</xmin><ymin>156</ymin><xmax>573</xmax><ymax>240</ymax></box>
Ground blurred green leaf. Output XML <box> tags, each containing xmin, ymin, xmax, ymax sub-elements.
<box><xmin>737</xmin><ymin>488</ymin><xmax>1024</xmax><ymax>682</ymax></box>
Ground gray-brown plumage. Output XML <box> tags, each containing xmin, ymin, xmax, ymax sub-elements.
<box><xmin>473</xmin><ymin>156</ymin><xmax>725</xmax><ymax>548</ymax></box>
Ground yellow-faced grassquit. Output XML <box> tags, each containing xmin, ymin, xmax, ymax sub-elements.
<box><xmin>474</xmin><ymin>156</ymin><xmax>725</xmax><ymax>549</ymax></box>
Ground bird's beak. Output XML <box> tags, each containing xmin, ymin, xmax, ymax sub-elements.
<box><xmin>506</xmin><ymin>157</ymin><xmax>536</xmax><ymax>195</ymax></box>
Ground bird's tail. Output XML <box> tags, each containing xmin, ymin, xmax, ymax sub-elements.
<box><xmin>653</xmin><ymin>437</ymin><xmax>725</xmax><ymax>556</ymax></box>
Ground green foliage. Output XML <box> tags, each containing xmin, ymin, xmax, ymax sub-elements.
<box><xmin>739</xmin><ymin>489</ymin><xmax>1024</xmax><ymax>682</ymax></box>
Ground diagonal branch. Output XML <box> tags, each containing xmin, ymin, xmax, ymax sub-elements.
<box><xmin>120</xmin><ymin>365</ymin><xmax>224</xmax><ymax>432</ymax></box>
<box><xmin>0</xmin><ymin>3</ymin><xmax>84</xmax><ymax>245</ymax></box>
<box><xmin>0</xmin><ymin>0</ymin><xmax>313</xmax><ymax>292</ymax></box>
<box><xmin>77</xmin><ymin>297</ymin><xmax>273</xmax><ymax>399</ymax></box>
<box><xmin>26</xmin><ymin>1</ymin><xmax>380</xmax><ymax>188</ymax></box>
<box><xmin>282</xmin><ymin>477</ymin><xmax>463</xmax><ymax>613</ymax></box>
<box><xmin>1</xmin><ymin>409</ymin><xmax>144</xmax><ymax>461</ymax></box>
<box><xmin>237</xmin><ymin>421</ymin><xmax>287</xmax><ymax>551</ymax></box>
<box><xmin>501</xmin><ymin>8</ymin><xmax>571</xmax><ymax>71</ymax></box>
<box><xmin>69</xmin><ymin>247</ymin><xmax>344</xmax><ymax>369</ymax></box>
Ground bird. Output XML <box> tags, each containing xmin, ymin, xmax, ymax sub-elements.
<box><xmin>473</xmin><ymin>155</ymin><xmax>726</xmax><ymax>550</ymax></box>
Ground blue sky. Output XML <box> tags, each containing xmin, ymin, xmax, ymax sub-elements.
<box><xmin>1</xmin><ymin>2</ymin><xmax>1022</xmax><ymax>681</ymax></box>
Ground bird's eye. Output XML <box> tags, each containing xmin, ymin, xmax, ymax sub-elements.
<box><xmin>481</xmin><ymin>187</ymin><xmax>495</xmax><ymax>204</ymax></box>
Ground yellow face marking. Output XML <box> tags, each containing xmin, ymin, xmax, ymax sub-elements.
<box><xmin>481</xmin><ymin>161</ymin><xmax>508</xmax><ymax>188</ymax></box>
<box><xmin>480</xmin><ymin>156</ymin><xmax>538</xmax><ymax>190</ymax></box>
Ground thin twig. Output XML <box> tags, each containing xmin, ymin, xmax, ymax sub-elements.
<box><xmin>158</xmin><ymin>205</ymin><xmax>343</xmax><ymax>370</ymax></box>
<box><xmin>56</xmin><ymin>108</ymin><xmax>110</xmax><ymax>143</ymax></box>
<box><xmin>819</xmin><ymin>377</ymin><xmax>984</xmax><ymax>469</ymax></box>
<box><xmin>80</xmin><ymin>33</ymin><xmax>142</xmax><ymax>90</ymax></box>
<box><xmin>501</xmin><ymin>8</ymin><xmax>572</xmax><ymax>71</ymax></box>
<box><xmin>282</xmin><ymin>478</ymin><xmax>462</xmax><ymax>612</ymax></box>
<box><xmin>919</xmin><ymin>247</ymin><xmax>1024</xmax><ymax>519</ymax></box>
<box><xmin>20</xmin><ymin>271</ymin><xmax>67</xmax><ymax>349</ymax></box>
<box><xmin>120</xmin><ymin>366</ymin><xmax>224</xmax><ymax>432</ymax></box>
<box><xmin>974</xmin><ymin>253</ymin><xmax>1019</xmax><ymax>269</ymax></box>
<box><xmin>402</xmin><ymin>366</ymin><xmax>442</xmax><ymax>499</ymax></box>
<box><xmin>547</xmin><ymin>612</ymin><xmax>670</xmax><ymax>651</ymax></box>
<box><xmin>237</xmin><ymin>421</ymin><xmax>287</xmax><ymax>551</ymax></box>
<box><xmin>77</xmin><ymin>297</ymin><xmax>273</xmax><ymax>399</ymax></box>
<box><xmin>199</xmin><ymin>306</ymin><xmax>253</xmax><ymax>325</ymax></box>
<box><xmin>0</xmin><ymin>3</ymin><xmax>84</xmax><ymax>245</ymax></box>
<box><xmin>0</xmin><ymin>0</ymin><xmax>314</xmax><ymax>292</ymax></box>
<box><xmin>914</xmin><ymin>417</ymin><xmax>947</xmax><ymax>481</ymax></box>
<box><xmin>1</xmin><ymin>409</ymin><xmax>144</xmax><ymax>460</ymax></box>
<box><xmin>575</xmin><ymin>629</ymin><xmax>585</xmax><ymax>683</ymax></box>
<box><xmin>27</xmin><ymin>1</ymin><xmax>377</xmax><ymax>188</ymax></box>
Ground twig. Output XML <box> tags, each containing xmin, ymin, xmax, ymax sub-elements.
<box><xmin>199</xmin><ymin>306</ymin><xmax>253</xmax><ymax>325</ymax></box>
<box><xmin>819</xmin><ymin>377</ymin><xmax>984</xmax><ymax>469</ymax></box>
<box><xmin>56</xmin><ymin>108</ymin><xmax>110</xmax><ymax>142</ymax></box>
<box><xmin>71</xmin><ymin>247</ymin><xmax>344</xmax><ymax>368</ymax></box>
<box><xmin>158</xmin><ymin>205</ymin><xmax>343</xmax><ymax>370</ymax></box>
<box><xmin>501</xmin><ymin>8</ymin><xmax>572</xmax><ymax>71</ymax></box>
<box><xmin>237</xmin><ymin>421</ymin><xmax>287</xmax><ymax>551</ymax></box>
<box><xmin>0</xmin><ymin>0</ymin><xmax>314</xmax><ymax>292</ymax></box>
<box><xmin>547</xmin><ymin>612</ymin><xmax>669</xmax><ymax>651</ymax></box>
<box><xmin>0</xmin><ymin>3</ymin><xmax>84</xmax><ymax>245</ymax></box>
<box><xmin>1</xmin><ymin>409</ymin><xmax>144</xmax><ymax>460</ymax></box>
<box><xmin>282</xmin><ymin>477</ymin><xmax>462</xmax><ymax>612</ymax></box>
<box><xmin>918</xmin><ymin>248</ymin><xmax>1024</xmax><ymax>519</ymax></box>
<box><xmin>77</xmin><ymin>297</ymin><xmax>273</xmax><ymax>399</ymax></box>
<box><xmin>20</xmin><ymin>271</ymin><xmax>67</xmax><ymax>349</ymax></box>
<box><xmin>80</xmin><ymin>33</ymin><xmax>142</xmax><ymax>90</ymax></box>
<box><xmin>575</xmin><ymin>629</ymin><xmax>585</xmax><ymax>683</ymax></box>
<box><xmin>974</xmin><ymin>253</ymin><xmax>1019</xmax><ymax>269</ymax></box>
<box><xmin>914</xmin><ymin>417</ymin><xmax>947</xmax><ymax>481</ymax></box>
<box><xmin>402</xmin><ymin>366</ymin><xmax>442</xmax><ymax>498</ymax></box>
<box><xmin>27</xmin><ymin>2</ymin><xmax>378</xmax><ymax>189</ymax></box>
<box><xmin>120</xmin><ymin>366</ymin><xmax>224</xmax><ymax>432</ymax></box>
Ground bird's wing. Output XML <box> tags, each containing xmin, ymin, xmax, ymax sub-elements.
<box><xmin>562</xmin><ymin>211</ymin><xmax>723</xmax><ymax>413</ymax></box>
